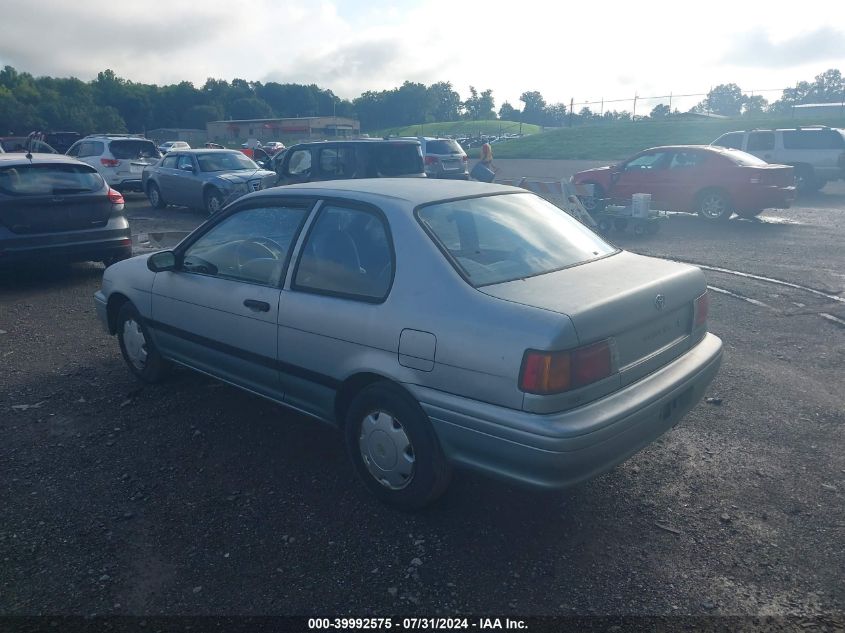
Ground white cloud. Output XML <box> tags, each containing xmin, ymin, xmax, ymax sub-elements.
<box><xmin>0</xmin><ymin>0</ymin><xmax>842</xmax><ymax>113</ymax></box>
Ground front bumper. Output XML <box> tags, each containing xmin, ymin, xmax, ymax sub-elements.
<box><xmin>410</xmin><ymin>333</ymin><xmax>723</xmax><ymax>489</ymax></box>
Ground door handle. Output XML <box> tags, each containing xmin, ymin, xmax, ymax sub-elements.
<box><xmin>243</xmin><ymin>299</ymin><xmax>270</xmax><ymax>312</ymax></box>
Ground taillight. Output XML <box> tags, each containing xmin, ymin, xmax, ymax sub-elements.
<box><xmin>424</xmin><ymin>156</ymin><xmax>437</xmax><ymax>165</ymax></box>
<box><xmin>519</xmin><ymin>340</ymin><xmax>613</xmax><ymax>395</ymax></box>
<box><xmin>107</xmin><ymin>188</ymin><xmax>125</xmax><ymax>204</ymax></box>
<box><xmin>694</xmin><ymin>291</ymin><xmax>709</xmax><ymax>327</ymax></box>
<box><xmin>101</xmin><ymin>158</ymin><xmax>120</xmax><ymax>167</ymax></box>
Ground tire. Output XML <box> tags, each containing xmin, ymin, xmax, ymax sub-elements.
<box><xmin>147</xmin><ymin>182</ymin><xmax>166</xmax><ymax>209</ymax></box>
<box><xmin>204</xmin><ymin>188</ymin><xmax>224</xmax><ymax>216</ymax></box>
<box><xmin>116</xmin><ymin>302</ymin><xmax>171</xmax><ymax>383</ymax></box>
<box><xmin>793</xmin><ymin>165</ymin><xmax>816</xmax><ymax>194</ymax></box>
<box><xmin>344</xmin><ymin>382</ymin><xmax>451</xmax><ymax>510</ymax></box>
<box><xmin>697</xmin><ymin>189</ymin><xmax>732</xmax><ymax>221</ymax></box>
<box><xmin>579</xmin><ymin>183</ymin><xmax>606</xmax><ymax>213</ymax></box>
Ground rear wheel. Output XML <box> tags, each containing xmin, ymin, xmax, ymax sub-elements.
<box><xmin>579</xmin><ymin>183</ymin><xmax>606</xmax><ymax>213</ymax></box>
<box><xmin>116</xmin><ymin>302</ymin><xmax>171</xmax><ymax>383</ymax></box>
<box><xmin>344</xmin><ymin>382</ymin><xmax>451</xmax><ymax>510</ymax></box>
<box><xmin>147</xmin><ymin>182</ymin><xmax>166</xmax><ymax>209</ymax></box>
<box><xmin>697</xmin><ymin>189</ymin><xmax>732</xmax><ymax>221</ymax></box>
<box><xmin>204</xmin><ymin>188</ymin><xmax>224</xmax><ymax>216</ymax></box>
<box><xmin>793</xmin><ymin>165</ymin><xmax>816</xmax><ymax>194</ymax></box>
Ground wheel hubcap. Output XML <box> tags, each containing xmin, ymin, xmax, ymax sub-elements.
<box><xmin>358</xmin><ymin>410</ymin><xmax>415</xmax><ymax>490</ymax></box>
<box><xmin>122</xmin><ymin>319</ymin><xmax>148</xmax><ymax>370</ymax></box>
<box><xmin>150</xmin><ymin>188</ymin><xmax>159</xmax><ymax>205</ymax></box>
<box><xmin>208</xmin><ymin>195</ymin><xmax>221</xmax><ymax>214</ymax></box>
<box><xmin>701</xmin><ymin>195</ymin><xmax>725</xmax><ymax>219</ymax></box>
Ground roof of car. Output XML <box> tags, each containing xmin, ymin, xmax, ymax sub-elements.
<box><xmin>291</xmin><ymin>139</ymin><xmax>421</xmax><ymax>147</ymax></box>
<box><xmin>0</xmin><ymin>153</ymin><xmax>91</xmax><ymax>166</ymax></box>
<box><xmin>248</xmin><ymin>178</ymin><xmax>523</xmax><ymax>205</ymax></box>
<box><xmin>166</xmin><ymin>149</ymin><xmax>242</xmax><ymax>154</ymax></box>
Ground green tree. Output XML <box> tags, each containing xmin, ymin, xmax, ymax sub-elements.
<box><xmin>228</xmin><ymin>97</ymin><xmax>274</xmax><ymax>120</ymax></box>
<box><xmin>499</xmin><ymin>102</ymin><xmax>519</xmax><ymax>120</ymax></box>
<box><xmin>519</xmin><ymin>90</ymin><xmax>547</xmax><ymax>125</ymax></box>
<box><xmin>650</xmin><ymin>103</ymin><xmax>670</xmax><ymax>119</ymax></box>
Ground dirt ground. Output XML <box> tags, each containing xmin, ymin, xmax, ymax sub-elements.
<box><xmin>1</xmin><ymin>162</ymin><xmax>843</xmax><ymax>625</ymax></box>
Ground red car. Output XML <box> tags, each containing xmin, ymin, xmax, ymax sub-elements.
<box><xmin>572</xmin><ymin>145</ymin><xmax>795</xmax><ymax>221</ymax></box>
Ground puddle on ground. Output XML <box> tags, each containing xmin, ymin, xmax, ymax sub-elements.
<box><xmin>132</xmin><ymin>231</ymin><xmax>191</xmax><ymax>250</ymax></box>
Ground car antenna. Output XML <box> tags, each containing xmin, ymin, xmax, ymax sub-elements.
<box><xmin>25</xmin><ymin>130</ymin><xmax>38</xmax><ymax>161</ymax></box>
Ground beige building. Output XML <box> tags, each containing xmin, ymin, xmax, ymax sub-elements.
<box><xmin>206</xmin><ymin>117</ymin><xmax>360</xmax><ymax>146</ymax></box>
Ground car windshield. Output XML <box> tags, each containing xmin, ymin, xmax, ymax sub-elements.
<box><xmin>418</xmin><ymin>193</ymin><xmax>617</xmax><ymax>287</ymax></box>
<box><xmin>718</xmin><ymin>148</ymin><xmax>769</xmax><ymax>166</ymax></box>
<box><xmin>197</xmin><ymin>152</ymin><xmax>257</xmax><ymax>172</ymax></box>
<box><xmin>0</xmin><ymin>163</ymin><xmax>103</xmax><ymax>195</ymax></box>
<box><xmin>110</xmin><ymin>140</ymin><xmax>161</xmax><ymax>159</ymax></box>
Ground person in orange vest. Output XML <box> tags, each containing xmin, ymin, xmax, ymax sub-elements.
<box><xmin>479</xmin><ymin>141</ymin><xmax>494</xmax><ymax>170</ymax></box>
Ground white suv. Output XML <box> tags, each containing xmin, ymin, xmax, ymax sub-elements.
<box><xmin>711</xmin><ymin>126</ymin><xmax>845</xmax><ymax>193</ymax></box>
<box><xmin>67</xmin><ymin>135</ymin><xmax>162</xmax><ymax>192</ymax></box>
<box><xmin>158</xmin><ymin>140</ymin><xmax>191</xmax><ymax>154</ymax></box>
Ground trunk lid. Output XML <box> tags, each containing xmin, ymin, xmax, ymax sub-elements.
<box><xmin>480</xmin><ymin>251</ymin><xmax>706</xmax><ymax>383</ymax></box>
<box><xmin>745</xmin><ymin>164</ymin><xmax>793</xmax><ymax>186</ymax></box>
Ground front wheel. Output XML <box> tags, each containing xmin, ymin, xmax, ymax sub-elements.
<box><xmin>147</xmin><ymin>182</ymin><xmax>166</xmax><ymax>209</ymax></box>
<box><xmin>204</xmin><ymin>188</ymin><xmax>224</xmax><ymax>216</ymax></box>
<box><xmin>697</xmin><ymin>189</ymin><xmax>732</xmax><ymax>221</ymax></box>
<box><xmin>345</xmin><ymin>382</ymin><xmax>451</xmax><ymax>510</ymax></box>
<box><xmin>116</xmin><ymin>302</ymin><xmax>171</xmax><ymax>383</ymax></box>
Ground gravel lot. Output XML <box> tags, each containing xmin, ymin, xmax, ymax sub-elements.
<box><xmin>1</xmin><ymin>161</ymin><xmax>843</xmax><ymax>623</ymax></box>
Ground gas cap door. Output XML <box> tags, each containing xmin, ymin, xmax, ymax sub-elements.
<box><xmin>398</xmin><ymin>329</ymin><xmax>436</xmax><ymax>372</ymax></box>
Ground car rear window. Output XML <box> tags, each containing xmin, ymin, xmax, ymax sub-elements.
<box><xmin>0</xmin><ymin>163</ymin><xmax>103</xmax><ymax>196</ymax></box>
<box><xmin>782</xmin><ymin>129</ymin><xmax>845</xmax><ymax>150</ymax></box>
<box><xmin>418</xmin><ymin>193</ymin><xmax>617</xmax><ymax>287</ymax></box>
<box><xmin>426</xmin><ymin>140</ymin><xmax>463</xmax><ymax>155</ymax></box>
<box><xmin>110</xmin><ymin>140</ymin><xmax>161</xmax><ymax>160</ymax></box>
<box><xmin>371</xmin><ymin>143</ymin><xmax>424</xmax><ymax>176</ymax></box>
<box><xmin>717</xmin><ymin>148</ymin><xmax>768</xmax><ymax>166</ymax></box>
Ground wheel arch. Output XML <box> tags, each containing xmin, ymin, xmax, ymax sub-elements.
<box><xmin>334</xmin><ymin>372</ymin><xmax>411</xmax><ymax>428</ymax></box>
<box><xmin>106</xmin><ymin>292</ymin><xmax>132</xmax><ymax>334</ymax></box>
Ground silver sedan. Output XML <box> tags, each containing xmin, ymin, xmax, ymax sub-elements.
<box><xmin>94</xmin><ymin>179</ymin><xmax>722</xmax><ymax>509</ymax></box>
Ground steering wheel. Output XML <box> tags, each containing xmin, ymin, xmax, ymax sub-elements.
<box><xmin>235</xmin><ymin>237</ymin><xmax>286</xmax><ymax>270</ymax></box>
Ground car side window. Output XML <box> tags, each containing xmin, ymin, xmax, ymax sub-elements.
<box><xmin>181</xmin><ymin>205</ymin><xmax>309</xmax><ymax>286</ymax></box>
<box><xmin>624</xmin><ymin>152</ymin><xmax>671</xmax><ymax>170</ymax></box>
<box><xmin>294</xmin><ymin>205</ymin><xmax>393</xmax><ymax>301</ymax></box>
<box><xmin>287</xmin><ymin>149</ymin><xmax>312</xmax><ymax>177</ymax></box>
<box><xmin>318</xmin><ymin>147</ymin><xmax>354</xmax><ymax>178</ymax></box>
<box><xmin>176</xmin><ymin>155</ymin><xmax>194</xmax><ymax>171</ymax></box>
<box><xmin>669</xmin><ymin>152</ymin><xmax>705</xmax><ymax>169</ymax></box>
<box><xmin>77</xmin><ymin>142</ymin><xmax>102</xmax><ymax>158</ymax></box>
<box><xmin>66</xmin><ymin>143</ymin><xmax>80</xmax><ymax>157</ymax></box>
<box><xmin>747</xmin><ymin>132</ymin><xmax>775</xmax><ymax>151</ymax></box>
<box><xmin>161</xmin><ymin>155</ymin><xmax>179</xmax><ymax>169</ymax></box>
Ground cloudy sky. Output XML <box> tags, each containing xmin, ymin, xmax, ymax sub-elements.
<box><xmin>1</xmin><ymin>0</ymin><xmax>844</xmax><ymax>113</ymax></box>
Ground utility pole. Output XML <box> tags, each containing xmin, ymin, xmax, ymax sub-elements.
<box><xmin>633</xmin><ymin>93</ymin><xmax>638</xmax><ymax>120</ymax></box>
<box><xmin>569</xmin><ymin>98</ymin><xmax>574</xmax><ymax>127</ymax></box>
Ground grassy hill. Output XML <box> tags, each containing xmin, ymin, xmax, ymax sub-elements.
<box><xmin>376</xmin><ymin>115</ymin><xmax>845</xmax><ymax>160</ymax></box>
<box><xmin>373</xmin><ymin>120</ymin><xmax>542</xmax><ymax>138</ymax></box>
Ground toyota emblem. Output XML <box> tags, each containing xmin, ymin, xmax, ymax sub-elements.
<box><xmin>654</xmin><ymin>294</ymin><xmax>665</xmax><ymax>310</ymax></box>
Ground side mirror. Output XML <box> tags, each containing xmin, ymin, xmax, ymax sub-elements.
<box><xmin>147</xmin><ymin>250</ymin><xmax>178</xmax><ymax>272</ymax></box>
<box><xmin>180</xmin><ymin>163</ymin><xmax>194</xmax><ymax>172</ymax></box>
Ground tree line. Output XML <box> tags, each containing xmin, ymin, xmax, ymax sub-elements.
<box><xmin>0</xmin><ymin>65</ymin><xmax>842</xmax><ymax>137</ymax></box>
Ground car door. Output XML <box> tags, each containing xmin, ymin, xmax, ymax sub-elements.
<box><xmin>610</xmin><ymin>150</ymin><xmax>673</xmax><ymax>206</ymax></box>
<box><xmin>169</xmin><ymin>154</ymin><xmax>199</xmax><ymax>207</ymax></box>
<box><xmin>277</xmin><ymin>147</ymin><xmax>314</xmax><ymax>185</ymax></box>
<box><xmin>745</xmin><ymin>131</ymin><xmax>776</xmax><ymax>163</ymax></box>
<box><xmin>662</xmin><ymin>149</ymin><xmax>710</xmax><ymax>211</ymax></box>
<box><xmin>155</xmin><ymin>154</ymin><xmax>181</xmax><ymax>201</ymax></box>
<box><xmin>149</xmin><ymin>202</ymin><xmax>312</xmax><ymax>399</ymax></box>
<box><xmin>279</xmin><ymin>202</ymin><xmax>395</xmax><ymax>419</ymax></box>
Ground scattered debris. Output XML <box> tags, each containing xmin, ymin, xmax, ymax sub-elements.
<box><xmin>705</xmin><ymin>397</ymin><xmax>723</xmax><ymax>406</ymax></box>
<box><xmin>12</xmin><ymin>401</ymin><xmax>46</xmax><ymax>411</ymax></box>
<box><xmin>119</xmin><ymin>399</ymin><xmax>132</xmax><ymax>408</ymax></box>
<box><xmin>387</xmin><ymin>587</ymin><xmax>398</xmax><ymax>597</ymax></box>
<box><xmin>410</xmin><ymin>557</ymin><xmax>423</xmax><ymax>567</ymax></box>
<box><xmin>192</xmin><ymin>586</ymin><xmax>202</xmax><ymax>594</ymax></box>
<box><xmin>821</xmin><ymin>483</ymin><xmax>837</xmax><ymax>492</ymax></box>
<box><xmin>719</xmin><ymin>513</ymin><xmax>732</xmax><ymax>523</ymax></box>
<box><xmin>654</xmin><ymin>522</ymin><xmax>683</xmax><ymax>535</ymax></box>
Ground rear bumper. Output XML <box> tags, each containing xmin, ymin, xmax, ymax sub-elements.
<box><xmin>410</xmin><ymin>333</ymin><xmax>723</xmax><ymax>489</ymax></box>
<box><xmin>733</xmin><ymin>185</ymin><xmax>795</xmax><ymax>211</ymax></box>
<box><xmin>0</xmin><ymin>226</ymin><xmax>132</xmax><ymax>264</ymax></box>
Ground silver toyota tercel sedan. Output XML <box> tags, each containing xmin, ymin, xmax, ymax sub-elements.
<box><xmin>94</xmin><ymin>179</ymin><xmax>722</xmax><ymax>509</ymax></box>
